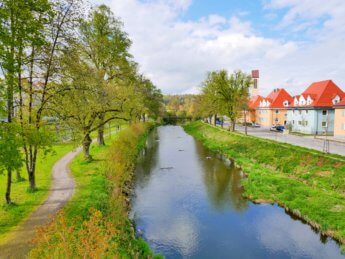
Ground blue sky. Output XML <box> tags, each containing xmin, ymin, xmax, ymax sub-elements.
<box><xmin>92</xmin><ymin>0</ymin><xmax>345</xmax><ymax>95</ymax></box>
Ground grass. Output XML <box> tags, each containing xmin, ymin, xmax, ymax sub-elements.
<box><xmin>30</xmin><ymin>123</ymin><xmax>161</xmax><ymax>258</ymax></box>
<box><xmin>0</xmin><ymin>143</ymin><xmax>74</xmax><ymax>245</ymax></box>
<box><xmin>184</xmin><ymin>121</ymin><xmax>345</xmax><ymax>250</ymax></box>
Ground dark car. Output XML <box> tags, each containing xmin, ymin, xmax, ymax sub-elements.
<box><xmin>270</xmin><ymin>125</ymin><xmax>285</xmax><ymax>132</ymax></box>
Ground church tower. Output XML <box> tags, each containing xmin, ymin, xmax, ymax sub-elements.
<box><xmin>250</xmin><ymin>70</ymin><xmax>259</xmax><ymax>97</ymax></box>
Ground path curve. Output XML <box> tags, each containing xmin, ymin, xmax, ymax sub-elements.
<box><xmin>0</xmin><ymin>147</ymin><xmax>82</xmax><ymax>258</ymax></box>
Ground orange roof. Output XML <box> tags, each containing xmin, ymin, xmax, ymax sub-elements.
<box><xmin>248</xmin><ymin>95</ymin><xmax>263</xmax><ymax>109</ymax></box>
<box><xmin>296</xmin><ymin>80</ymin><xmax>345</xmax><ymax>107</ymax></box>
<box><xmin>262</xmin><ymin>88</ymin><xmax>293</xmax><ymax>108</ymax></box>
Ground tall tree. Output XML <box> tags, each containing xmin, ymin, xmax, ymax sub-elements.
<box><xmin>79</xmin><ymin>4</ymin><xmax>132</xmax><ymax>145</ymax></box>
<box><xmin>51</xmin><ymin>45</ymin><xmax>130</xmax><ymax>159</ymax></box>
<box><xmin>201</xmin><ymin>70</ymin><xmax>252</xmax><ymax>131</ymax></box>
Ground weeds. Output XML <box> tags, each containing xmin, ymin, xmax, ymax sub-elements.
<box><xmin>30</xmin><ymin>123</ymin><xmax>159</xmax><ymax>258</ymax></box>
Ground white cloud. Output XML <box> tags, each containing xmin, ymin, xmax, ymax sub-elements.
<box><xmin>99</xmin><ymin>0</ymin><xmax>345</xmax><ymax>96</ymax></box>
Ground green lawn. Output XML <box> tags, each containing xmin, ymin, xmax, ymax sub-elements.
<box><xmin>184</xmin><ymin>121</ymin><xmax>345</xmax><ymax>250</ymax></box>
<box><xmin>0</xmin><ymin>143</ymin><xmax>74</xmax><ymax>244</ymax></box>
<box><xmin>64</xmin><ymin>142</ymin><xmax>111</xmax><ymax>220</ymax></box>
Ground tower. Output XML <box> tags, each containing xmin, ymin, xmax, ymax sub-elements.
<box><xmin>250</xmin><ymin>70</ymin><xmax>259</xmax><ymax>97</ymax></box>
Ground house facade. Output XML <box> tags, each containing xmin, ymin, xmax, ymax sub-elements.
<box><xmin>287</xmin><ymin>80</ymin><xmax>345</xmax><ymax>135</ymax></box>
<box><xmin>334</xmin><ymin>99</ymin><xmax>345</xmax><ymax>137</ymax></box>
<box><xmin>248</xmin><ymin>95</ymin><xmax>263</xmax><ymax>123</ymax></box>
<box><xmin>256</xmin><ymin>88</ymin><xmax>293</xmax><ymax>127</ymax></box>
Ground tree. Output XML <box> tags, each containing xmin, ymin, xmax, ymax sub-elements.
<box><xmin>79</xmin><ymin>4</ymin><xmax>132</xmax><ymax>145</ymax></box>
<box><xmin>51</xmin><ymin>45</ymin><xmax>131</xmax><ymax>159</ymax></box>
<box><xmin>0</xmin><ymin>123</ymin><xmax>23</xmax><ymax>204</ymax></box>
<box><xmin>200</xmin><ymin>70</ymin><xmax>252</xmax><ymax>131</ymax></box>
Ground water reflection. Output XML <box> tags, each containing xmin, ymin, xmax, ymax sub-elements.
<box><xmin>131</xmin><ymin>126</ymin><xmax>344</xmax><ymax>259</ymax></box>
<box><xmin>195</xmin><ymin>141</ymin><xmax>248</xmax><ymax>212</ymax></box>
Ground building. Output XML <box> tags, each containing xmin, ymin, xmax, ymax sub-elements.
<box><xmin>250</xmin><ymin>70</ymin><xmax>260</xmax><ymax>97</ymax></box>
<box><xmin>287</xmin><ymin>80</ymin><xmax>345</xmax><ymax>135</ymax></box>
<box><xmin>248</xmin><ymin>95</ymin><xmax>263</xmax><ymax>123</ymax></box>
<box><xmin>334</xmin><ymin>98</ymin><xmax>345</xmax><ymax>138</ymax></box>
<box><xmin>256</xmin><ymin>88</ymin><xmax>293</xmax><ymax>127</ymax></box>
<box><xmin>237</xmin><ymin>70</ymin><xmax>261</xmax><ymax>124</ymax></box>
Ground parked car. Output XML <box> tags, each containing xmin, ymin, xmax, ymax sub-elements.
<box><xmin>270</xmin><ymin>125</ymin><xmax>285</xmax><ymax>132</ymax></box>
<box><xmin>251</xmin><ymin>122</ymin><xmax>260</xmax><ymax>128</ymax></box>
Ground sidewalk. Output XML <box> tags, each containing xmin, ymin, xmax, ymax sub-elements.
<box><xmin>231</xmin><ymin>125</ymin><xmax>345</xmax><ymax>157</ymax></box>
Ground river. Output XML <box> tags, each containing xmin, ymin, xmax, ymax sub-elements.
<box><xmin>130</xmin><ymin>126</ymin><xmax>343</xmax><ymax>259</ymax></box>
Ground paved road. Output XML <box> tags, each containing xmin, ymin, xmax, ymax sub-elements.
<box><xmin>234</xmin><ymin>125</ymin><xmax>345</xmax><ymax>157</ymax></box>
<box><xmin>0</xmin><ymin>147</ymin><xmax>81</xmax><ymax>258</ymax></box>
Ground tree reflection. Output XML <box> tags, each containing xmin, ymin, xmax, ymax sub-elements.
<box><xmin>134</xmin><ymin>129</ymin><xmax>159</xmax><ymax>188</ymax></box>
<box><xmin>195</xmin><ymin>141</ymin><xmax>248</xmax><ymax>212</ymax></box>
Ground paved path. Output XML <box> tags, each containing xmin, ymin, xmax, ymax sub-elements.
<box><xmin>0</xmin><ymin>147</ymin><xmax>81</xmax><ymax>258</ymax></box>
<box><xmin>234</xmin><ymin>125</ymin><xmax>345</xmax><ymax>157</ymax></box>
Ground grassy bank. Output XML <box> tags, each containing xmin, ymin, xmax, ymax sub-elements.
<box><xmin>184</xmin><ymin>121</ymin><xmax>345</xmax><ymax>250</ymax></box>
<box><xmin>30</xmin><ymin>123</ymin><xmax>160</xmax><ymax>258</ymax></box>
<box><xmin>0</xmin><ymin>143</ymin><xmax>74</xmax><ymax>245</ymax></box>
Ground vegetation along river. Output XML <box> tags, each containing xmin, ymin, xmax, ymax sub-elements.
<box><xmin>130</xmin><ymin>126</ymin><xmax>344</xmax><ymax>259</ymax></box>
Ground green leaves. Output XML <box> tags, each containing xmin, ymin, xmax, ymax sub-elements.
<box><xmin>201</xmin><ymin>69</ymin><xmax>252</xmax><ymax>122</ymax></box>
<box><xmin>0</xmin><ymin>123</ymin><xmax>23</xmax><ymax>172</ymax></box>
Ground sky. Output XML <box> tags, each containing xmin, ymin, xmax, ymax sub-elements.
<box><xmin>90</xmin><ymin>0</ymin><xmax>345</xmax><ymax>96</ymax></box>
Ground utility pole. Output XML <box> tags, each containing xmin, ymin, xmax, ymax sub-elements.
<box><xmin>323</xmin><ymin>113</ymin><xmax>330</xmax><ymax>153</ymax></box>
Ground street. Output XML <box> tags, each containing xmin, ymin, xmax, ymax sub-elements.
<box><xmin>217</xmin><ymin>123</ymin><xmax>345</xmax><ymax>156</ymax></box>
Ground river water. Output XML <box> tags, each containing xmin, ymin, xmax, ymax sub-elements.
<box><xmin>130</xmin><ymin>126</ymin><xmax>343</xmax><ymax>259</ymax></box>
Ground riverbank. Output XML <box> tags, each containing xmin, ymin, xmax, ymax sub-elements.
<box><xmin>0</xmin><ymin>143</ymin><xmax>74</xmax><ymax>245</ymax></box>
<box><xmin>29</xmin><ymin>123</ymin><xmax>160</xmax><ymax>258</ymax></box>
<box><xmin>184</xmin><ymin>121</ymin><xmax>345</xmax><ymax>252</ymax></box>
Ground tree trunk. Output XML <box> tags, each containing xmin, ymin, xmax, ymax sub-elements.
<box><xmin>244</xmin><ymin>110</ymin><xmax>248</xmax><ymax>135</ymax></box>
<box><xmin>232</xmin><ymin>120</ymin><xmax>236</xmax><ymax>132</ymax></box>
<box><xmin>28</xmin><ymin>169</ymin><xmax>36</xmax><ymax>190</ymax></box>
<box><xmin>214</xmin><ymin>114</ymin><xmax>217</xmax><ymax>126</ymax></box>
<box><xmin>97</xmin><ymin>126</ymin><xmax>105</xmax><ymax>146</ymax></box>
<box><xmin>97</xmin><ymin>113</ymin><xmax>105</xmax><ymax>146</ymax></box>
<box><xmin>5</xmin><ymin>169</ymin><xmax>12</xmax><ymax>204</ymax></box>
<box><xmin>83</xmin><ymin>133</ymin><xmax>92</xmax><ymax>160</ymax></box>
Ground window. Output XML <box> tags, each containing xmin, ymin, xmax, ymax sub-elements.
<box><xmin>342</xmin><ymin>123</ymin><xmax>345</xmax><ymax>130</ymax></box>
<box><xmin>306</xmin><ymin>110</ymin><xmax>308</xmax><ymax>114</ymax></box>
<box><xmin>299</xmin><ymin>110</ymin><xmax>302</xmax><ymax>115</ymax></box>
<box><xmin>322</xmin><ymin>110</ymin><xmax>327</xmax><ymax>116</ymax></box>
<box><xmin>305</xmin><ymin>121</ymin><xmax>308</xmax><ymax>126</ymax></box>
<box><xmin>275</xmin><ymin>110</ymin><xmax>279</xmax><ymax>114</ymax></box>
<box><xmin>298</xmin><ymin>121</ymin><xmax>302</xmax><ymax>125</ymax></box>
<box><xmin>292</xmin><ymin>120</ymin><xmax>295</xmax><ymax>124</ymax></box>
<box><xmin>322</xmin><ymin>121</ymin><xmax>327</xmax><ymax>127</ymax></box>
<box><xmin>342</xmin><ymin>110</ymin><xmax>345</xmax><ymax>117</ymax></box>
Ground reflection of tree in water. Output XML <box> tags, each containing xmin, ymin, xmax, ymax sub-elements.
<box><xmin>134</xmin><ymin>129</ymin><xmax>159</xmax><ymax>188</ymax></box>
<box><xmin>194</xmin><ymin>140</ymin><xmax>248</xmax><ymax>212</ymax></box>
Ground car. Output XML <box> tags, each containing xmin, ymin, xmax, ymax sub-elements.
<box><xmin>251</xmin><ymin>122</ymin><xmax>260</xmax><ymax>128</ymax></box>
<box><xmin>270</xmin><ymin>125</ymin><xmax>285</xmax><ymax>132</ymax></box>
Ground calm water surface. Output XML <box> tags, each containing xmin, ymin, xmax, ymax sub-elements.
<box><xmin>130</xmin><ymin>126</ymin><xmax>343</xmax><ymax>259</ymax></box>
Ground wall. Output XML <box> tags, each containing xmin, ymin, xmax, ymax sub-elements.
<box><xmin>256</xmin><ymin>109</ymin><xmax>272</xmax><ymax>127</ymax></box>
<box><xmin>287</xmin><ymin>109</ymin><xmax>316</xmax><ymax>134</ymax></box>
<box><xmin>271</xmin><ymin>109</ymin><xmax>288</xmax><ymax>126</ymax></box>
<box><xmin>287</xmin><ymin>108</ymin><xmax>335</xmax><ymax>134</ymax></box>
<box><xmin>334</xmin><ymin>108</ymin><xmax>345</xmax><ymax>137</ymax></box>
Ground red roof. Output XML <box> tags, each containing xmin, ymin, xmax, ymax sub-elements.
<box><xmin>262</xmin><ymin>88</ymin><xmax>293</xmax><ymax>108</ymax></box>
<box><xmin>248</xmin><ymin>95</ymin><xmax>263</xmax><ymax>109</ymax></box>
<box><xmin>296</xmin><ymin>80</ymin><xmax>345</xmax><ymax>108</ymax></box>
<box><xmin>335</xmin><ymin>97</ymin><xmax>345</xmax><ymax>107</ymax></box>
